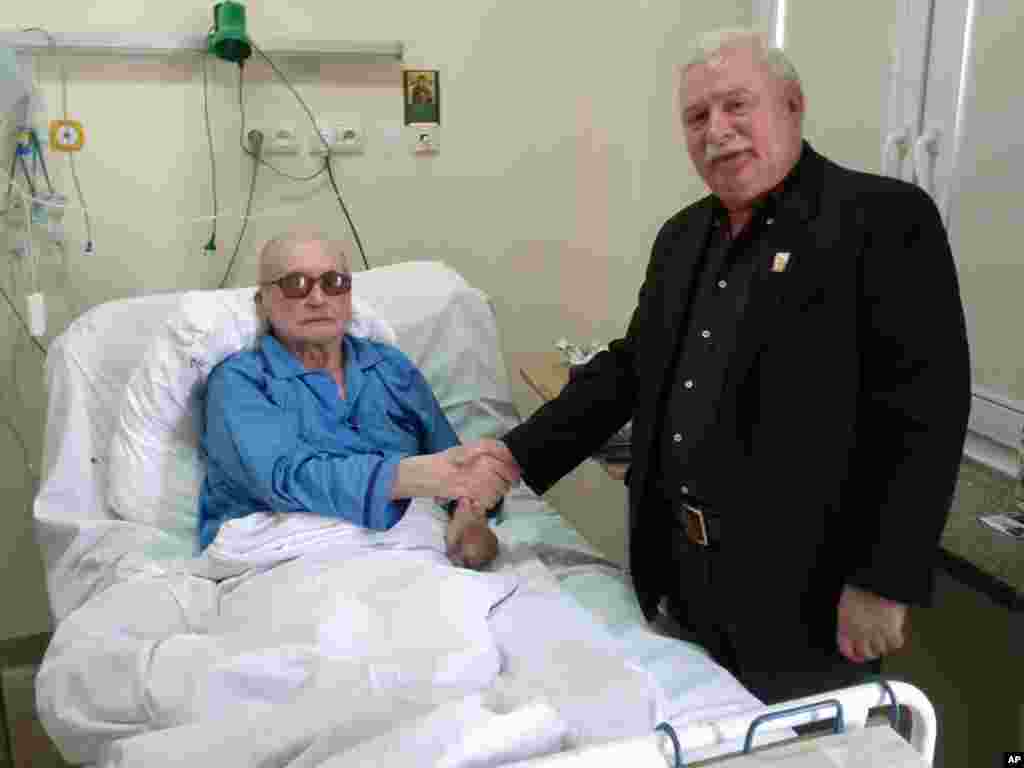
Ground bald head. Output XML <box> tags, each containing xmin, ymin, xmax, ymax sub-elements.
<box><xmin>255</xmin><ymin>229</ymin><xmax>354</xmax><ymax>355</ymax></box>
<box><xmin>259</xmin><ymin>230</ymin><xmax>349</xmax><ymax>283</ymax></box>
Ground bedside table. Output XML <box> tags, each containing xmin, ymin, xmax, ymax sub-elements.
<box><xmin>518</xmin><ymin>352</ymin><xmax>630</xmax><ymax>482</ymax></box>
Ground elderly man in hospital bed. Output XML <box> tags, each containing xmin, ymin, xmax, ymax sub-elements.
<box><xmin>199</xmin><ymin>229</ymin><xmax>516</xmax><ymax>569</ymax></box>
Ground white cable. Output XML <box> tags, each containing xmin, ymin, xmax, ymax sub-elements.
<box><xmin>67</xmin><ymin>151</ymin><xmax>93</xmax><ymax>248</ymax></box>
<box><xmin>17</xmin><ymin>27</ymin><xmax>91</xmax><ymax>248</ymax></box>
<box><xmin>21</xmin><ymin>187</ymin><xmax>38</xmax><ymax>292</ymax></box>
<box><xmin>2</xmin><ymin>170</ymin><xmax>38</xmax><ymax>289</ymax></box>
<box><xmin>9</xmin><ymin>30</ymin><xmax>333</xmax><ymax>238</ymax></box>
<box><xmin>6</xmin><ymin>30</ymin><xmax>342</xmax><ymax>264</ymax></box>
<box><xmin>28</xmin><ymin>218</ymin><xmax>37</xmax><ymax>292</ymax></box>
<box><xmin>0</xmin><ymin>164</ymin><xmax>339</xmax><ymax>228</ymax></box>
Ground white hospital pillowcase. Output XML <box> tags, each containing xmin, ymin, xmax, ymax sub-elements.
<box><xmin>106</xmin><ymin>287</ymin><xmax>397</xmax><ymax>549</ymax></box>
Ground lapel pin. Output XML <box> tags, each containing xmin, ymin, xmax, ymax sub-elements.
<box><xmin>771</xmin><ymin>252</ymin><xmax>791</xmax><ymax>273</ymax></box>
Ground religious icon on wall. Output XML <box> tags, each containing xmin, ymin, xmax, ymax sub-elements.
<box><xmin>403</xmin><ymin>70</ymin><xmax>440</xmax><ymax>125</ymax></box>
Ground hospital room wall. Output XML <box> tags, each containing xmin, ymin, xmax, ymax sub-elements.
<box><xmin>0</xmin><ymin>2</ymin><xmax>752</xmax><ymax>640</ymax></box>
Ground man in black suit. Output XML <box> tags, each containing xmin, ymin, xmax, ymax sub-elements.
<box><xmin>497</xmin><ymin>28</ymin><xmax>971</xmax><ymax>703</ymax></box>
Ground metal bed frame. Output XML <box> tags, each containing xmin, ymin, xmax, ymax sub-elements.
<box><xmin>511</xmin><ymin>680</ymin><xmax>936</xmax><ymax>766</ymax></box>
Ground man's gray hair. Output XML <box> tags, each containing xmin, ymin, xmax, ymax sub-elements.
<box><xmin>684</xmin><ymin>27</ymin><xmax>801</xmax><ymax>87</ymax></box>
<box><xmin>258</xmin><ymin>229</ymin><xmax>349</xmax><ymax>282</ymax></box>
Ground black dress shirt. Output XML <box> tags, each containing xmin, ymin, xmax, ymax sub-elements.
<box><xmin>657</xmin><ymin>149</ymin><xmax>810</xmax><ymax>512</ymax></box>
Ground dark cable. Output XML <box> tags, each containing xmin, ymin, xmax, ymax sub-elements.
<box><xmin>326</xmin><ymin>157</ymin><xmax>369</xmax><ymax>270</ymax></box>
<box><xmin>202</xmin><ymin>44</ymin><xmax>218</xmax><ymax>252</ymax></box>
<box><xmin>1</xmin><ymin>265</ymin><xmax>41</xmax><ymax>491</ymax></box>
<box><xmin>0</xmin><ymin>417</ymin><xmax>36</xmax><ymax>494</ymax></box>
<box><xmin>1</xmin><ymin>31</ymin><xmax>51</xmax><ymax>496</ymax></box>
<box><xmin>218</xmin><ymin>129</ymin><xmax>262</xmax><ymax>288</ymax></box>
<box><xmin>236</xmin><ymin>61</ymin><xmax>246</xmax><ymax>161</ymax></box>
<box><xmin>252</xmin><ymin>43</ymin><xmax>329</xmax><ymax>152</ymax></box>
<box><xmin>68</xmin><ymin>154</ymin><xmax>94</xmax><ymax>254</ymax></box>
<box><xmin>1</xmin><ymin>328</ymin><xmax>38</xmax><ymax>491</ymax></box>
<box><xmin>235</xmin><ymin>62</ymin><xmax>325</xmax><ymax>183</ymax></box>
<box><xmin>250</xmin><ymin>41</ymin><xmax>370</xmax><ymax>269</ymax></box>
<box><xmin>2</xmin><ymin>151</ymin><xmax>18</xmax><ymax>215</ymax></box>
<box><xmin>0</xmin><ymin>410</ymin><xmax>36</xmax><ymax>491</ymax></box>
<box><xmin>3</xmin><ymin>28</ymin><xmax>51</xmax><ymax>217</ymax></box>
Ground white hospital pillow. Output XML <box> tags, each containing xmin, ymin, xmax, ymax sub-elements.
<box><xmin>106</xmin><ymin>287</ymin><xmax>396</xmax><ymax>548</ymax></box>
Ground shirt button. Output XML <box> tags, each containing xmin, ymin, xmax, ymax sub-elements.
<box><xmin>766</xmin><ymin>217</ymin><xmax>775</xmax><ymax>225</ymax></box>
<box><xmin>673</xmin><ymin>433</ymin><xmax>683</xmax><ymax>443</ymax></box>
<box><xmin>701</xmin><ymin>329</ymin><xmax>711</xmax><ymax>339</ymax></box>
<box><xmin>680</xmin><ymin>484</ymin><xmax>690</xmax><ymax>495</ymax></box>
<box><xmin>684</xmin><ymin>379</ymin><xmax>694</xmax><ymax>389</ymax></box>
<box><xmin>718</xmin><ymin>279</ymin><xmax>728</xmax><ymax>289</ymax></box>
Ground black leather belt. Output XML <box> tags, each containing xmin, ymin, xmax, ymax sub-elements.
<box><xmin>677</xmin><ymin>501</ymin><xmax>722</xmax><ymax>547</ymax></box>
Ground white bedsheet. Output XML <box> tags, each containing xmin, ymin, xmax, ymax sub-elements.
<box><xmin>37</xmin><ymin>501</ymin><xmax>666</xmax><ymax>767</ymax></box>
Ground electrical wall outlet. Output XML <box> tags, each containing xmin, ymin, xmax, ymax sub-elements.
<box><xmin>261</xmin><ymin>123</ymin><xmax>301</xmax><ymax>155</ymax></box>
<box><xmin>310</xmin><ymin>119</ymin><xmax>365</xmax><ymax>155</ymax></box>
<box><xmin>334</xmin><ymin>125</ymin><xmax>364</xmax><ymax>154</ymax></box>
<box><xmin>409</xmin><ymin>124</ymin><xmax>440</xmax><ymax>154</ymax></box>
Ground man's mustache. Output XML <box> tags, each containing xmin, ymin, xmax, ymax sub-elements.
<box><xmin>705</xmin><ymin>143</ymin><xmax>751</xmax><ymax>162</ymax></box>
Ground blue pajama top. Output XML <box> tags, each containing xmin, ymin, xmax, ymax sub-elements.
<box><xmin>197</xmin><ymin>334</ymin><xmax>459</xmax><ymax>552</ymax></box>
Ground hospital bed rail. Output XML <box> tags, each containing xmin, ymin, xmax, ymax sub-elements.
<box><xmin>509</xmin><ymin>680</ymin><xmax>936</xmax><ymax>766</ymax></box>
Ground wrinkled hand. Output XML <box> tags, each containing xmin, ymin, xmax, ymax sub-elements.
<box><xmin>443</xmin><ymin>439</ymin><xmax>520</xmax><ymax>510</ymax></box>
<box><xmin>446</xmin><ymin>498</ymin><xmax>499</xmax><ymax>570</ymax></box>
<box><xmin>836</xmin><ymin>584</ymin><xmax>907</xmax><ymax>663</ymax></box>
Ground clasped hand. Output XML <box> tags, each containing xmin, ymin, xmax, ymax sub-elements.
<box><xmin>836</xmin><ymin>584</ymin><xmax>907</xmax><ymax>663</ymax></box>
<box><xmin>445</xmin><ymin>498</ymin><xmax>498</xmax><ymax>569</ymax></box>
<box><xmin>440</xmin><ymin>438</ymin><xmax>521</xmax><ymax>510</ymax></box>
<box><xmin>438</xmin><ymin>439</ymin><xmax>520</xmax><ymax>569</ymax></box>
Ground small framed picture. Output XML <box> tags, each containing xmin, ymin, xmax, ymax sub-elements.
<box><xmin>403</xmin><ymin>69</ymin><xmax>440</xmax><ymax>125</ymax></box>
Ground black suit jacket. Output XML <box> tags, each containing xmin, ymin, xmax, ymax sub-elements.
<box><xmin>503</xmin><ymin>144</ymin><xmax>971</xmax><ymax>652</ymax></box>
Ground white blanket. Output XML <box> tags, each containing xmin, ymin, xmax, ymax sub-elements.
<box><xmin>192</xmin><ymin>499</ymin><xmax>449</xmax><ymax>580</ymax></box>
<box><xmin>37</xmin><ymin>502</ymin><xmax>661</xmax><ymax>767</ymax></box>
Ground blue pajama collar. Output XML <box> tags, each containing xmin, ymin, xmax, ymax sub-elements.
<box><xmin>260</xmin><ymin>333</ymin><xmax>383</xmax><ymax>381</ymax></box>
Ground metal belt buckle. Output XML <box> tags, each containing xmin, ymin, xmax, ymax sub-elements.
<box><xmin>682</xmin><ymin>502</ymin><xmax>709</xmax><ymax>547</ymax></box>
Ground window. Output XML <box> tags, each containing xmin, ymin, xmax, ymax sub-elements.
<box><xmin>754</xmin><ymin>0</ymin><xmax>1024</xmax><ymax>476</ymax></box>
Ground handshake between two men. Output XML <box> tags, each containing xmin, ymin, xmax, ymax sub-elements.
<box><xmin>393</xmin><ymin>438</ymin><xmax>522</xmax><ymax>570</ymax></box>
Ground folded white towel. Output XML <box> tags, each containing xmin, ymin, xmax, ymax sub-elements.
<box><xmin>192</xmin><ymin>499</ymin><xmax>449</xmax><ymax>580</ymax></box>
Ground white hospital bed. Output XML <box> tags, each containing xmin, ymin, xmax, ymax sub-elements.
<box><xmin>31</xmin><ymin>261</ymin><xmax>935</xmax><ymax>767</ymax></box>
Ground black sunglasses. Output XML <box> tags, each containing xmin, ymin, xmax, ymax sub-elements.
<box><xmin>263</xmin><ymin>270</ymin><xmax>352</xmax><ymax>299</ymax></box>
